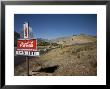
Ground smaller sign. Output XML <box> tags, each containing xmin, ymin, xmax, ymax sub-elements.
<box><xmin>24</xmin><ymin>22</ymin><xmax>29</xmax><ymax>39</ymax></box>
<box><xmin>17</xmin><ymin>39</ymin><xmax>37</xmax><ymax>50</ymax></box>
<box><xmin>16</xmin><ymin>50</ymin><xmax>39</xmax><ymax>56</ymax></box>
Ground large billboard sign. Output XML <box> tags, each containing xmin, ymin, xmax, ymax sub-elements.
<box><xmin>17</xmin><ymin>39</ymin><xmax>37</xmax><ymax>51</ymax></box>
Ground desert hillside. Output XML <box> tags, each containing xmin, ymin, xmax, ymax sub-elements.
<box><xmin>52</xmin><ymin>34</ymin><xmax>96</xmax><ymax>45</ymax></box>
<box><xmin>15</xmin><ymin>40</ymin><xmax>97</xmax><ymax>76</ymax></box>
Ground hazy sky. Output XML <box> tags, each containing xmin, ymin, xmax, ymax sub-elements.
<box><xmin>14</xmin><ymin>14</ymin><xmax>97</xmax><ymax>40</ymax></box>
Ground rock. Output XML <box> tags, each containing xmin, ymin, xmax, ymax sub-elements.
<box><xmin>42</xmin><ymin>61</ymin><xmax>58</xmax><ymax>69</ymax></box>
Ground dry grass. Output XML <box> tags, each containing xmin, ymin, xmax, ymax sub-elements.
<box><xmin>14</xmin><ymin>42</ymin><xmax>97</xmax><ymax>76</ymax></box>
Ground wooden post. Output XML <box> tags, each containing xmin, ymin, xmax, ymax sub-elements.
<box><xmin>26</xmin><ymin>56</ymin><xmax>29</xmax><ymax>76</ymax></box>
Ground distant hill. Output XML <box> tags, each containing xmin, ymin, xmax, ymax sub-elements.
<box><xmin>14</xmin><ymin>33</ymin><xmax>96</xmax><ymax>47</ymax></box>
<box><xmin>51</xmin><ymin>34</ymin><xmax>96</xmax><ymax>45</ymax></box>
<box><xmin>37</xmin><ymin>38</ymin><xmax>50</xmax><ymax>42</ymax></box>
<box><xmin>37</xmin><ymin>38</ymin><xmax>51</xmax><ymax>46</ymax></box>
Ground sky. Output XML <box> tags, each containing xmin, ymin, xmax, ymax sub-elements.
<box><xmin>14</xmin><ymin>14</ymin><xmax>97</xmax><ymax>40</ymax></box>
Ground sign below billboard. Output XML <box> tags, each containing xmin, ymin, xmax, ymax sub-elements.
<box><xmin>16</xmin><ymin>50</ymin><xmax>39</xmax><ymax>56</ymax></box>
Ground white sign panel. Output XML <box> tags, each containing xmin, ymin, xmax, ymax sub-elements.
<box><xmin>16</xmin><ymin>50</ymin><xmax>39</xmax><ymax>56</ymax></box>
<box><xmin>24</xmin><ymin>22</ymin><xmax>29</xmax><ymax>39</ymax></box>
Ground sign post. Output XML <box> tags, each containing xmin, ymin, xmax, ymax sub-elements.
<box><xmin>26</xmin><ymin>56</ymin><xmax>29</xmax><ymax>76</ymax></box>
<box><xmin>16</xmin><ymin>22</ymin><xmax>39</xmax><ymax>76</ymax></box>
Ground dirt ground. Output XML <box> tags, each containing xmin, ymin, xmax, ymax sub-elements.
<box><xmin>14</xmin><ymin>42</ymin><xmax>97</xmax><ymax>76</ymax></box>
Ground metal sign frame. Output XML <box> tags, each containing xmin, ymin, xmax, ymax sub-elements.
<box><xmin>1</xmin><ymin>1</ymin><xmax>109</xmax><ymax>89</ymax></box>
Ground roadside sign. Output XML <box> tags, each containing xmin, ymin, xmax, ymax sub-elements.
<box><xmin>16</xmin><ymin>39</ymin><xmax>39</xmax><ymax>56</ymax></box>
<box><xmin>15</xmin><ymin>22</ymin><xmax>39</xmax><ymax>76</ymax></box>
<box><xmin>17</xmin><ymin>39</ymin><xmax>37</xmax><ymax>51</ymax></box>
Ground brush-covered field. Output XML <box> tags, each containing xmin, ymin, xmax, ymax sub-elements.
<box><xmin>14</xmin><ymin>42</ymin><xmax>97</xmax><ymax>76</ymax></box>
